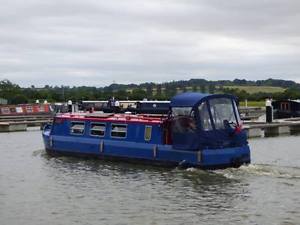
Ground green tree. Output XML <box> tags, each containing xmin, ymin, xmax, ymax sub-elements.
<box><xmin>208</xmin><ymin>84</ymin><xmax>215</xmax><ymax>94</ymax></box>
<box><xmin>11</xmin><ymin>94</ymin><xmax>29</xmax><ymax>104</ymax></box>
<box><xmin>115</xmin><ymin>90</ymin><xmax>129</xmax><ymax>100</ymax></box>
<box><xmin>155</xmin><ymin>85</ymin><xmax>163</xmax><ymax>99</ymax></box>
<box><xmin>192</xmin><ymin>85</ymin><xmax>198</xmax><ymax>92</ymax></box>
<box><xmin>200</xmin><ymin>84</ymin><xmax>206</xmax><ymax>93</ymax></box>
<box><xmin>0</xmin><ymin>79</ymin><xmax>22</xmax><ymax>103</ymax></box>
<box><xmin>130</xmin><ymin>89</ymin><xmax>147</xmax><ymax>100</ymax></box>
<box><xmin>146</xmin><ymin>85</ymin><xmax>153</xmax><ymax>99</ymax></box>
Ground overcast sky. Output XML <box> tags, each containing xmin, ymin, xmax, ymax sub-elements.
<box><xmin>0</xmin><ymin>0</ymin><xmax>299</xmax><ymax>87</ymax></box>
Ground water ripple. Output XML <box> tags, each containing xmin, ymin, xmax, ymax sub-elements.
<box><xmin>1</xmin><ymin>131</ymin><xmax>300</xmax><ymax>225</ymax></box>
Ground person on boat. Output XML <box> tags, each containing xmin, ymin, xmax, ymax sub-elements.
<box><xmin>115</xmin><ymin>99</ymin><xmax>119</xmax><ymax>107</ymax></box>
<box><xmin>107</xmin><ymin>97</ymin><xmax>113</xmax><ymax>108</ymax></box>
<box><xmin>114</xmin><ymin>99</ymin><xmax>120</xmax><ymax>113</ymax></box>
<box><xmin>89</xmin><ymin>106</ymin><xmax>94</xmax><ymax>113</ymax></box>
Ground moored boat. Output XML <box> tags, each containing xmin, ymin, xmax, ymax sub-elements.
<box><xmin>0</xmin><ymin>103</ymin><xmax>51</xmax><ymax>116</ymax></box>
<box><xmin>42</xmin><ymin>92</ymin><xmax>250</xmax><ymax>169</ymax></box>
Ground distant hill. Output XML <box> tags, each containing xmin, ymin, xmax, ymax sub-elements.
<box><xmin>104</xmin><ymin>78</ymin><xmax>299</xmax><ymax>93</ymax></box>
<box><xmin>82</xmin><ymin>78</ymin><xmax>300</xmax><ymax>102</ymax></box>
<box><xmin>1</xmin><ymin>78</ymin><xmax>300</xmax><ymax>104</ymax></box>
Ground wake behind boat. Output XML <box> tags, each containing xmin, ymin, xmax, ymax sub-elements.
<box><xmin>42</xmin><ymin>92</ymin><xmax>250</xmax><ymax>169</ymax></box>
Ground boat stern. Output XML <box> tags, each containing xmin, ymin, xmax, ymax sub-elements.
<box><xmin>200</xmin><ymin>145</ymin><xmax>250</xmax><ymax>169</ymax></box>
<box><xmin>42</xmin><ymin>123</ymin><xmax>52</xmax><ymax>150</ymax></box>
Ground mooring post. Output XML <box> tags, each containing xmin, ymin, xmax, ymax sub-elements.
<box><xmin>266</xmin><ymin>98</ymin><xmax>273</xmax><ymax>123</ymax></box>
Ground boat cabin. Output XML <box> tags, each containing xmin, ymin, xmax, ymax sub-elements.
<box><xmin>169</xmin><ymin>92</ymin><xmax>246</xmax><ymax>150</ymax></box>
<box><xmin>0</xmin><ymin>103</ymin><xmax>51</xmax><ymax>116</ymax></box>
<box><xmin>52</xmin><ymin>113</ymin><xmax>165</xmax><ymax>145</ymax></box>
<box><xmin>51</xmin><ymin>93</ymin><xmax>246</xmax><ymax>151</ymax></box>
<box><xmin>79</xmin><ymin>100</ymin><xmax>170</xmax><ymax>114</ymax></box>
<box><xmin>44</xmin><ymin>92</ymin><xmax>250</xmax><ymax>169</ymax></box>
<box><xmin>272</xmin><ymin>100</ymin><xmax>300</xmax><ymax>119</ymax></box>
<box><xmin>133</xmin><ymin>101</ymin><xmax>170</xmax><ymax>114</ymax></box>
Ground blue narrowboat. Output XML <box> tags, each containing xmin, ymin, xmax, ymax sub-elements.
<box><xmin>42</xmin><ymin>93</ymin><xmax>250</xmax><ymax>169</ymax></box>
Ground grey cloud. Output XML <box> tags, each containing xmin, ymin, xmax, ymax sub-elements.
<box><xmin>0</xmin><ymin>0</ymin><xmax>299</xmax><ymax>87</ymax></box>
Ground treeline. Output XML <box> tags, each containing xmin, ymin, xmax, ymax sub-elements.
<box><xmin>1</xmin><ymin>78</ymin><xmax>300</xmax><ymax>104</ymax></box>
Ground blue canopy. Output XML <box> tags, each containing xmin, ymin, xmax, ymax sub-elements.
<box><xmin>170</xmin><ymin>92</ymin><xmax>236</xmax><ymax>108</ymax></box>
<box><xmin>170</xmin><ymin>92</ymin><xmax>245</xmax><ymax>150</ymax></box>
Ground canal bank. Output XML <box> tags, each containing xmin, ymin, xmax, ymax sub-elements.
<box><xmin>244</xmin><ymin>118</ymin><xmax>300</xmax><ymax>138</ymax></box>
<box><xmin>0</xmin><ymin>115</ymin><xmax>52</xmax><ymax>132</ymax></box>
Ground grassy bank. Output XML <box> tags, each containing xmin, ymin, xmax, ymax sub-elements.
<box><xmin>223</xmin><ymin>85</ymin><xmax>285</xmax><ymax>94</ymax></box>
<box><xmin>239</xmin><ymin>100</ymin><xmax>265</xmax><ymax>107</ymax></box>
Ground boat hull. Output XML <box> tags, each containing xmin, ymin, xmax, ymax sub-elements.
<box><xmin>43</xmin><ymin>132</ymin><xmax>250</xmax><ymax>169</ymax></box>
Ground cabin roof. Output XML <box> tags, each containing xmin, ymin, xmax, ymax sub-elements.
<box><xmin>138</xmin><ymin>101</ymin><xmax>170</xmax><ymax>103</ymax></box>
<box><xmin>56</xmin><ymin>113</ymin><xmax>165</xmax><ymax>125</ymax></box>
<box><xmin>170</xmin><ymin>92</ymin><xmax>237</xmax><ymax>107</ymax></box>
<box><xmin>170</xmin><ymin>92</ymin><xmax>209</xmax><ymax>107</ymax></box>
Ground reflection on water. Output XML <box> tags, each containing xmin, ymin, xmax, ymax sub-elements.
<box><xmin>38</xmin><ymin>153</ymin><xmax>250</xmax><ymax>223</ymax></box>
<box><xmin>0</xmin><ymin>130</ymin><xmax>300</xmax><ymax>225</ymax></box>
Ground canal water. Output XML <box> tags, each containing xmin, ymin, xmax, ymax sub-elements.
<box><xmin>0</xmin><ymin>129</ymin><xmax>299</xmax><ymax>225</ymax></box>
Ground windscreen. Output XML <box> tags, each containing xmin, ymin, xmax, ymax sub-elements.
<box><xmin>198</xmin><ymin>102</ymin><xmax>213</xmax><ymax>131</ymax></box>
<box><xmin>209</xmin><ymin>98</ymin><xmax>238</xmax><ymax>130</ymax></box>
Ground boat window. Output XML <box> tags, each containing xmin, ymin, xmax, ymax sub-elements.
<box><xmin>26</xmin><ymin>106</ymin><xmax>33</xmax><ymax>113</ymax></box>
<box><xmin>70</xmin><ymin>121</ymin><xmax>85</xmax><ymax>135</ymax></box>
<box><xmin>198</xmin><ymin>102</ymin><xmax>213</xmax><ymax>131</ymax></box>
<box><xmin>280</xmin><ymin>102</ymin><xmax>290</xmax><ymax>111</ymax></box>
<box><xmin>172</xmin><ymin>107</ymin><xmax>196</xmax><ymax>134</ymax></box>
<box><xmin>209</xmin><ymin>98</ymin><xmax>237</xmax><ymax>130</ymax></box>
<box><xmin>1</xmin><ymin>107</ymin><xmax>10</xmax><ymax>114</ymax></box>
<box><xmin>144</xmin><ymin>126</ymin><xmax>152</xmax><ymax>141</ymax></box>
<box><xmin>39</xmin><ymin>105</ymin><xmax>45</xmax><ymax>112</ymax></box>
<box><xmin>172</xmin><ymin>115</ymin><xmax>197</xmax><ymax>133</ymax></box>
<box><xmin>90</xmin><ymin>123</ymin><xmax>106</xmax><ymax>137</ymax></box>
<box><xmin>10</xmin><ymin>107</ymin><xmax>16</xmax><ymax>113</ymax></box>
<box><xmin>16</xmin><ymin>107</ymin><xmax>23</xmax><ymax>113</ymax></box>
<box><xmin>172</xmin><ymin>107</ymin><xmax>193</xmax><ymax>116</ymax></box>
<box><xmin>111</xmin><ymin>124</ymin><xmax>127</xmax><ymax>138</ymax></box>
